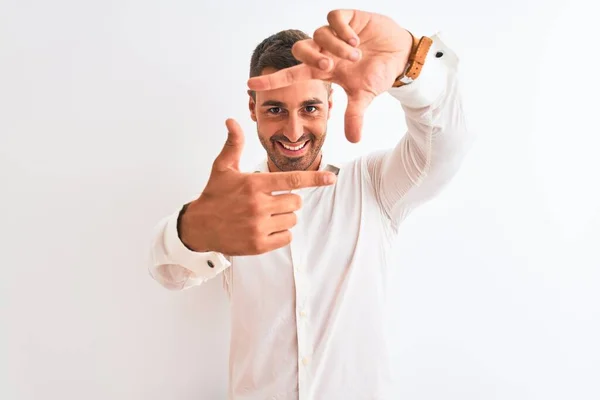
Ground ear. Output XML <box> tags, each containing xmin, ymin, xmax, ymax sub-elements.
<box><xmin>248</xmin><ymin>90</ymin><xmax>257</xmax><ymax>122</ymax></box>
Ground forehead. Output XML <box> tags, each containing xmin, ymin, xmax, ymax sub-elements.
<box><xmin>255</xmin><ymin>67</ymin><xmax>328</xmax><ymax>105</ymax></box>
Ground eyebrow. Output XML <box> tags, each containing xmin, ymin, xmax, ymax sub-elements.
<box><xmin>260</xmin><ymin>98</ymin><xmax>323</xmax><ymax>108</ymax></box>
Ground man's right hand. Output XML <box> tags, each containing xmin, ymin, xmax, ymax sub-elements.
<box><xmin>179</xmin><ymin>118</ymin><xmax>337</xmax><ymax>256</ymax></box>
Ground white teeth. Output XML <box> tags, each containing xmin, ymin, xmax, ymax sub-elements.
<box><xmin>281</xmin><ymin>141</ymin><xmax>307</xmax><ymax>151</ymax></box>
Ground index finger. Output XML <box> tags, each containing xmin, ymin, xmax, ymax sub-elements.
<box><xmin>247</xmin><ymin>63</ymin><xmax>326</xmax><ymax>91</ymax></box>
<box><xmin>255</xmin><ymin>170</ymin><xmax>337</xmax><ymax>191</ymax></box>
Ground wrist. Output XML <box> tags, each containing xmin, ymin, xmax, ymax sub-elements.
<box><xmin>176</xmin><ymin>203</ymin><xmax>193</xmax><ymax>250</ymax></box>
<box><xmin>392</xmin><ymin>32</ymin><xmax>433</xmax><ymax>88</ymax></box>
<box><xmin>177</xmin><ymin>200</ymin><xmax>212</xmax><ymax>253</ymax></box>
<box><xmin>394</xmin><ymin>30</ymin><xmax>414</xmax><ymax>77</ymax></box>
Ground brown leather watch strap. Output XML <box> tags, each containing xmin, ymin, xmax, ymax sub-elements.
<box><xmin>393</xmin><ymin>33</ymin><xmax>433</xmax><ymax>87</ymax></box>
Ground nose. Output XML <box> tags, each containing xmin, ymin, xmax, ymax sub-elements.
<box><xmin>285</xmin><ymin>114</ymin><xmax>305</xmax><ymax>143</ymax></box>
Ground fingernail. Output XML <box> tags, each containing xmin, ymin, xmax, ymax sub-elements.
<box><xmin>349</xmin><ymin>49</ymin><xmax>360</xmax><ymax>61</ymax></box>
<box><xmin>348</xmin><ymin>37</ymin><xmax>358</xmax><ymax>47</ymax></box>
<box><xmin>324</xmin><ymin>173</ymin><xmax>336</xmax><ymax>184</ymax></box>
<box><xmin>319</xmin><ymin>58</ymin><xmax>330</xmax><ymax>70</ymax></box>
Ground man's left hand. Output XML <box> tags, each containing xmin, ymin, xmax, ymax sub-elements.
<box><xmin>247</xmin><ymin>9</ymin><xmax>413</xmax><ymax>143</ymax></box>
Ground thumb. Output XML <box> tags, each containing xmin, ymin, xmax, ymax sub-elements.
<box><xmin>344</xmin><ymin>93</ymin><xmax>374</xmax><ymax>143</ymax></box>
<box><xmin>214</xmin><ymin>118</ymin><xmax>245</xmax><ymax>171</ymax></box>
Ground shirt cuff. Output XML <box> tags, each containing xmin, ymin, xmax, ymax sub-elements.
<box><xmin>163</xmin><ymin>208</ymin><xmax>231</xmax><ymax>280</ymax></box>
<box><xmin>387</xmin><ymin>31</ymin><xmax>458</xmax><ymax>108</ymax></box>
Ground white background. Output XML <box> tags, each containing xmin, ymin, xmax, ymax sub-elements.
<box><xmin>1</xmin><ymin>0</ymin><xmax>599</xmax><ymax>399</ymax></box>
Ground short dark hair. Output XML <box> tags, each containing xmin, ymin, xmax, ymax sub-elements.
<box><xmin>249</xmin><ymin>29</ymin><xmax>330</xmax><ymax>99</ymax></box>
<box><xmin>250</xmin><ymin>29</ymin><xmax>310</xmax><ymax>78</ymax></box>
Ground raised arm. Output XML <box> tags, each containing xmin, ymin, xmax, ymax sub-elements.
<box><xmin>366</xmin><ymin>32</ymin><xmax>473</xmax><ymax>228</ymax></box>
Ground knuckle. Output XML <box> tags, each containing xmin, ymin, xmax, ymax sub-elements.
<box><xmin>251</xmin><ymin>222</ymin><xmax>265</xmax><ymax>236</ymax></box>
<box><xmin>224</xmin><ymin>137</ymin><xmax>235</xmax><ymax>148</ymax></box>
<box><xmin>314</xmin><ymin>26</ymin><xmax>327</xmax><ymax>40</ymax></box>
<box><xmin>314</xmin><ymin>174</ymin><xmax>324</xmax><ymax>186</ymax></box>
<box><xmin>287</xmin><ymin>173</ymin><xmax>302</xmax><ymax>189</ymax></box>
<box><xmin>210</xmin><ymin>159</ymin><xmax>222</xmax><ymax>172</ymax></box>
<box><xmin>291</xmin><ymin>44</ymin><xmax>301</xmax><ymax>58</ymax></box>
<box><xmin>293</xmin><ymin>40</ymin><xmax>312</xmax><ymax>59</ymax></box>
<box><xmin>247</xmin><ymin>199</ymin><xmax>262</xmax><ymax>215</ymax></box>
<box><xmin>250</xmin><ymin>237</ymin><xmax>267</xmax><ymax>255</ymax></box>
<box><xmin>285</xmin><ymin>68</ymin><xmax>295</xmax><ymax>84</ymax></box>
<box><xmin>326</xmin><ymin>10</ymin><xmax>338</xmax><ymax>22</ymax></box>
<box><xmin>242</xmin><ymin>178</ymin><xmax>258</xmax><ymax>193</ymax></box>
<box><xmin>248</xmin><ymin>227</ymin><xmax>262</xmax><ymax>246</ymax></box>
<box><xmin>294</xmin><ymin>40</ymin><xmax>309</xmax><ymax>51</ymax></box>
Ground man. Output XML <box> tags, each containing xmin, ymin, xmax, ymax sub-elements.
<box><xmin>149</xmin><ymin>8</ymin><xmax>472</xmax><ymax>400</ymax></box>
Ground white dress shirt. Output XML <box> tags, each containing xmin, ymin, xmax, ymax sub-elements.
<box><xmin>149</xmin><ymin>32</ymin><xmax>473</xmax><ymax>400</ymax></box>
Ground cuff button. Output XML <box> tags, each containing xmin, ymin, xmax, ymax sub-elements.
<box><xmin>207</xmin><ymin>260</ymin><xmax>215</xmax><ymax>268</ymax></box>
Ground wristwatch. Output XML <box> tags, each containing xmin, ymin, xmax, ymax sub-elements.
<box><xmin>392</xmin><ymin>32</ymin><xmax>433</xmax><ymax>87</ymax></box>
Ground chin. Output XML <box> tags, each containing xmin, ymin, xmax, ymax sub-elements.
<box><xmin>270</xmin><ymin>154</ymin><xmax>315</xmax><ymax>172</ymax></box>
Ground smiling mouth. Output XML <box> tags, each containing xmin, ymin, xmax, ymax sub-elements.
<box><xmin>276</xmin><ymin>140</ymin><xmax>311</xmax><ymax>155</ymax></box>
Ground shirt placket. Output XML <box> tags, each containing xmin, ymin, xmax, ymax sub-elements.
<box><xmin>289</xmin><ymin>188</ymin><xmax>311</xmax><ymax>400</ymax></box>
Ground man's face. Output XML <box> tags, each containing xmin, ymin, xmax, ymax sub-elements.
<box><xmin>249</xmin><ymin>67</ymin><xmax>333</xmax><ymax>172</ymax></box>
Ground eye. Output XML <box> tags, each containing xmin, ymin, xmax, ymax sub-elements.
<box><xmin>304</xmin><ymin>106</ymin><xmax>317</xmax><ymax>113</ymax></box>
<box><xmin>267</xmin><ymin>107</ymin><xmax>283</xmax><ymax>114</ymax></box>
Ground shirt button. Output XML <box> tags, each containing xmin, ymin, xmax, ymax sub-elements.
<box><xmin>302</xmin><ymin>357</ymin><xmax>310</xmax><ymax>366</ymax></box>
<box><xmin>299</xmin><ymin>310</ymin><xmax>307</xmax><ymax>318</ymax></box>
